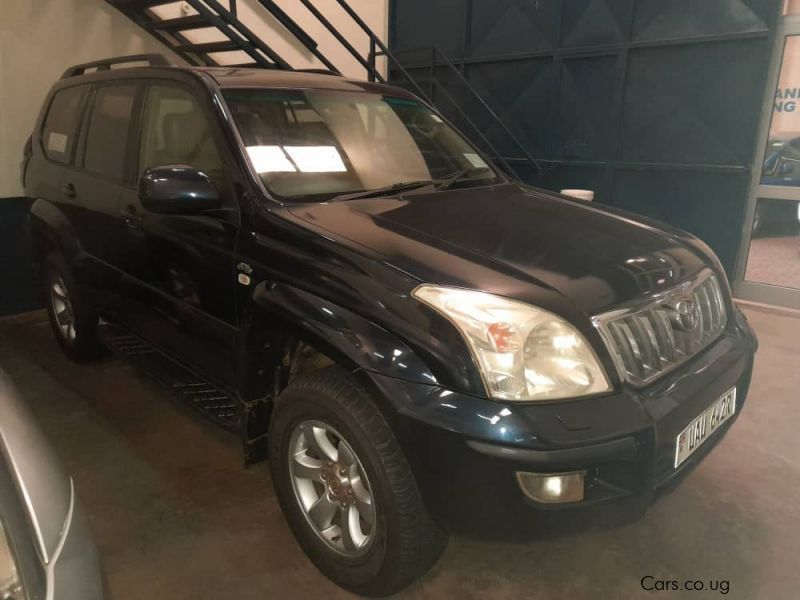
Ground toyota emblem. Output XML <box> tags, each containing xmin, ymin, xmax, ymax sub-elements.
<box><xmin>671</xmin><ymin>299</ymin><xmax>700</xmax><ymax>331</ymax></box>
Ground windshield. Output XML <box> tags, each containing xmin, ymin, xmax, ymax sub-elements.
<box><xmin>222</xmin><ymin>89</ymin><xmax>498</xmax><ymax>201</ymax></box>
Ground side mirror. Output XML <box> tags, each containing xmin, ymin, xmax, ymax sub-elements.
<box><xmin>138</xmin><ymin>165</ymin><xmax>221</xmax><ymax>215</ymax></box>
<box><xmin>778</xmin><ymin>159</ymin><xmax>795</xmax><ymax>176</ymax></box>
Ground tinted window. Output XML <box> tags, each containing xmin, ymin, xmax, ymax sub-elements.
<box><xmin>84</xmin><ymin>84</ymin><xmax>137</xmax><ymax>180</ymax></box>
<box><xmin>138</xmin><ymin>85</ymin><xmax>224</xmax><ymax>187</ymax></box>
<box><xmin>41</xmin><ymin>86</ymin><xmax>88</xmax><ymax>163</ymax></box>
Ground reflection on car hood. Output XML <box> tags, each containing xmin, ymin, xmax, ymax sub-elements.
<box><xmin>288</xmin><ymin>183</ymin><xmax>707</xmax><ymax>314</ymax></box>
<box><xmin>0</xmin><ymin>371</ymin><xmax>72</xmax><ymax>564</ymax></box>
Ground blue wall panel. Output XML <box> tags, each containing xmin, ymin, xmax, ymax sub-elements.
<box><xmin>620</xmin><ymin>39</ymin><xmax>766</xmax><ymax>165</ymax></box>
<box><xmin>0</xmin><ymin>198</ymin><xmax>38</xmax><ymax>316</ymax></box>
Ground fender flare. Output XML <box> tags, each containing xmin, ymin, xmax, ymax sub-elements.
<box><xmin>29</xmin><ymin>198</ymin><xmax>81</xmax><ymax>265</ymax></box>
<box><xmin>235</xmin><ymin>281</ymin><xmax>438</xmax><ymax>463</ymax></box>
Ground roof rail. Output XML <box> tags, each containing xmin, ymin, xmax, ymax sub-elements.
<box><xmin>61</xmin><ymin>54</ymin><xmax>171</xmax><ymax>78</ymax></box>
<box><xmin>293</xmin><ymin>68</ymin><xmax>343</xmax><ymax>77</ymax></box>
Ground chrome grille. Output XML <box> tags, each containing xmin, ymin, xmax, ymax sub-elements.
<box><xmin>593</xmin><ymin>271</ymin><xmax>728</xmax><ymax>386</ymax></box>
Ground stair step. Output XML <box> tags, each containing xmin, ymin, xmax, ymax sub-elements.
<box><xmin>149</xmin><ymin>15</ymin><xmax>209</xmax><ymax>32</ymax></box>
<box><xmin>177</xmin><ymin>41</ymin><xmax>243</xmax><ymax>54</ymax></box>
<box><xmin>97</xmin><ymin>321</ymin><xmax>240</xmax><ymax>432</ymax></box>
<box><xmin>130</xmin><ymin>0</ymin><xmax>181</xmax><ymax>8</ymax></box>
<box><xmin>226</xmin><ymin>62</ymin><xmax>261</xmax><ymax>68</ymax></box>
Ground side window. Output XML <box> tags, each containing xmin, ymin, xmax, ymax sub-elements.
<box><xmin>41</xmin><ymin>86</ymin><xmax>88</xmax><ymax>163</ymax></box>
<box><xmin>138</xmin><ymin>85</ymin><xmax>225</xmax><ymax>187</ymax></box>
<box><xmin>83</xmin><ymin>84</ymin><xmax>137</xmax><ymax>180</ymax></box>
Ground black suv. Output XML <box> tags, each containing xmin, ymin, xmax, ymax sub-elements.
<box><xmin>24</xmin><ymin>55</ymin><xmax>757</xmax><ymax>596</ymax></box>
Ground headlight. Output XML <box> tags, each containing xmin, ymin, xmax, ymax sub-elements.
<box><xmin>413</xmin><ymin>285</ymin><xmax>611</xmax><ymax>401</ymax></box>
<box><xmin>0</xmin><ymin>520</ymin><xmax>25</xmax><ymax>600</ymax></box>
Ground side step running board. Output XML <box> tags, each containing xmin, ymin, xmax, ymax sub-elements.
<box><xmin>97</xmin><ymin>321</ymin><xmax>240</xmax><ymax>432</ymax></box>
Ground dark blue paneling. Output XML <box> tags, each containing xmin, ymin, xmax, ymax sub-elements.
<box><xmin>469</xmin><ymin>0</ymin><xmax>561</xmax><ymax>57</ymax></box>
<box><xmin>561</xmin><ymin>0</ymin><xmax>633</xmax><ymax>48</ymax></box>
<box><xmin>558</xmin><ymin>56</ymin><xmax>618</xmax><ymax>160</ymax></box>
<box><xmin>466</xmin><ymin>58</ymin><xmax>558</xmax><ymax>158</ymax></box>
<box><xmin>633</xmin><ymin>0</ymin><xmax>771</xmax><ymax>40</ymax></box>
<box><xmin>621</xmin><ymin>39</ymin><xmax>768</xmax><ymax>165</ymax></box>
<box><xmin>392</xmin><ymin>0</ymin><xmax>467</xmax><ymax>57</ymax></box>
<box><xmin>0</xmin><ymin>198</ymin><xmax>39</xmax><ymax>316</ymax></box>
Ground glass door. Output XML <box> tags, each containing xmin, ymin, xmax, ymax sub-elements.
<box><xmin>736</xmin><ymin>15</ymin><xmax>800</xmax><ymax>309</ymax></box>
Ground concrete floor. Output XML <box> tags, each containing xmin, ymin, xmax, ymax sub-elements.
<box><xmin>0</xmin><ymin>307</ymin><xmax>798</xmax><ymax>599</ymax></box>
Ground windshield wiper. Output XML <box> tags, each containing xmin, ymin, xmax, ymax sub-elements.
<box><xmin>434</xmin><ymin>167</ymin><xmax>492</xmax><ymax>191</ymax></box>
<box><xmin>328</xmin><ymin>179</ymin><xmax>435</xmax><ymax>202</ymax></box>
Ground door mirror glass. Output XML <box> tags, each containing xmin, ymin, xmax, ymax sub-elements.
<box><xmin>778</xmin><ymin>159</ymin><xmax>796</xmax><ymax>176</ymax></box>
<box><xmin>138</xmin><ymin>165</ymin><xmax>221</xmax><ymax>214</ymax></box>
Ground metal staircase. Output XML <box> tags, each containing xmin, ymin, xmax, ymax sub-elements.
<box><xmin>106</xmin><ymin>0</ymin><xmax>539</xmax><ymax>178</ymax></box>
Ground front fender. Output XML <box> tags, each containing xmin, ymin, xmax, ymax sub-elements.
<box><xmin>249</xmin><ymin>282</ymin><xmax>438</xmax><ymax>386</ymax></box>
<box><xmin>235</xmin><ymin>281</ymin><xmax>439</xmax><ymax>464</ymax></box>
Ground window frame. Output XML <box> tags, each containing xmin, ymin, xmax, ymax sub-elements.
<box><xmin>38</xmin><ymin>83</ymin><xmax>91</xmax><ymax>166</ymax></box>
<box><xmin>132</xmin><ymin>80</ymin><xmax>229</xmax><ymax>189</ymax></box>
<box><xmin>77</xmin><ymin>80</ymin><xmax>144</xmax><ymax>185</ymax></box>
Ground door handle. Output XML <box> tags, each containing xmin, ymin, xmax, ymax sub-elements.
<box><xmin>61</xmin><ymin>183</ymin><xmax>76</xmax><ymax>198</ymax></box>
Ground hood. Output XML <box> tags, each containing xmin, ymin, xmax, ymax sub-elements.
<box><xmin>288</xmin><ymin>183</ymin><xmax>707</xmax><ymax>315</ymax></box>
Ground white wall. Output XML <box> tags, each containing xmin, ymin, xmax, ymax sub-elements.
<box><xmin>0</xmin><ymin>0</ymin><xmax>388</xmax><ymax>198</ymax></box>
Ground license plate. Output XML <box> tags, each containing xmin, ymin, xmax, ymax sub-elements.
<box><xmin>674</xmin><ymin>387</ymin><xmax>736</xmax><ymax>468</ymax></box>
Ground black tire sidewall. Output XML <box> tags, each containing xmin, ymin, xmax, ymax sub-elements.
<box><xmin>43</xmin><ymin>253</ymin><xmax>99</xmax><ymax>361</ymax></box>
<box><xmin>269</xmin><ymin>383</ymin><xmax>407</xmax><ymax>593</ymax></box>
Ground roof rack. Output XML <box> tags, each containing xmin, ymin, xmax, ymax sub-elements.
<box><xmin>293</xmin><ymin>68</ymin><xmax>343</xmax><ymax>77</ymax></box>
<box><xmin>61</xmin><ymin>54</ymin><xmax>171</xmax><ymax>79</ymax></box>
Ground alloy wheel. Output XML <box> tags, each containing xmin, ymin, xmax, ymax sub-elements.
<box><xmin>288</xmin><ymin>420</ymin><xmax>376</xmax><ymax>557</ymax></box>
<box><xmin>50</xmin><ymin>276</ymin><xmax>76</xmax><ymax>342</ymax></box>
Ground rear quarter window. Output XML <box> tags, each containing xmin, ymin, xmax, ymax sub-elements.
<box><xmin>41</xmin><ymin>85</ymin><xmax>88</xmax><ymax>163</ymax></box>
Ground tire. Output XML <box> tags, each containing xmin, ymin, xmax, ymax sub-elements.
<box><xmin>43</xmin><ymin>252</ymin><xmax>104</xmax><ymax>361</ymax></box>
<box><xmin>752</xmin><ymin>205</ymin><xmax>762</xmax><ymax>234</ymax></box>
<box><xmin>268</xmin><ymin>366</ymin><xmax>447</xmax><ymax>596</ymax></box>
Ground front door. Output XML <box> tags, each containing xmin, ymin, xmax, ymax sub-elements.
<box><xmin>117</xmin><ymin>81</ymin><xmax>240</xmax><ymax>388</ymax></box>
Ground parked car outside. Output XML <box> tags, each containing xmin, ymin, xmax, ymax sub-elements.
<box><xmin>0</xmin><ymin>371</ymin><xmax>104</xmax><ymax>600</ymax></box>
<box><xmin>25</xmin><ymin>55</ymin><xmax>757</xmax><ymax>596</ymax></box>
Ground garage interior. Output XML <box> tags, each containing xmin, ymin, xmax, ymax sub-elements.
<box><xmin>1</xmin><ymin>0</ymin><xmax>800</xmax><ymax>598</ymax></box>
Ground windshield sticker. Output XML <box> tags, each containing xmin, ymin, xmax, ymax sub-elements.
<box><xmin>463</xmin><ymin>153</ymin><xmax>489</xmax><ymax>169</ymax></box>
<box><xmin>48</xmin><ymin>132</ymin><xmax>68</xmax><ymax>154</ymax></box>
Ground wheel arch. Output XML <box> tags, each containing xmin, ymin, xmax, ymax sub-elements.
<box><xmin>29</xmin><ymin>198</ymin><xmax>81</xmax><ymax>267</ymax></box>
<box><xmin>236</xmin><ymin>281</ymin><xmax>438</xmax><ymax>464</ymax></box>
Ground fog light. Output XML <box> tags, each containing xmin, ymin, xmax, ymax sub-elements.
<box><xmin>516</xmin><ymin>470</ymin><xmax>585</xmax><ymax>503</ymax></box>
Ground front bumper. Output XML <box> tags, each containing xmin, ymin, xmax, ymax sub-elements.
<box><xmin>371</xmin><ymin>310</ymin><xmax>756</xmax><ymax>529</ymax></box>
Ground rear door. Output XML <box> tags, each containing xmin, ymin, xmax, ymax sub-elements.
<box><xmin>116</xmin><ymin>80</ymin><xmax>240</xmax><ymax>388</ymax></box>
<box><xmin>63</xmin><ymin>81</ymin><xmax>140</xmax><ymax>308</ymax></box>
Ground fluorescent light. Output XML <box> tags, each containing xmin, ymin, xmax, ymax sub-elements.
<box><xmin>285</xmin><ymin>146</ymin><xmax>347</xmax><ymax>173</ymax></box>
<box><xmin>246</xmin><ymin>145</ymin><xmax>296</xmax><ymax>173</ymax></box>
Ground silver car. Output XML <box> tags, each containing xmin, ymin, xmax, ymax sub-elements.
<box><xmin>0</xmin><ymin>371</ymin><xmax>104</xmax><ymax>600</ymax></box>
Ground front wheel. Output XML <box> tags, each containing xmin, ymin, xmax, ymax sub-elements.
<box><xmin>269</xmin><ymin>367</ymin><xmax>447</xmax><ymax>596</ymax></box>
